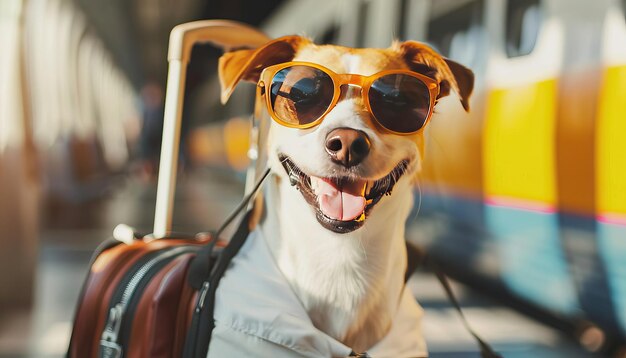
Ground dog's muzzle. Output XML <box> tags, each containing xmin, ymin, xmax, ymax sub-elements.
<box><xmin>279</xmin><ymin>154</ymin><xmax>409</xmax><ymax>233</ymax></box>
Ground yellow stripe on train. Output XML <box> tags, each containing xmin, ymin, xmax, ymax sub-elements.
<box><xmin>483</xmin><ymin>79</ymin><xmax>558</xmax><ymax>208</ymax></box>
<box><xmin>597</xmin><ymin>65</ymin><xmax>626</xmax><ymax>220</ymax></box>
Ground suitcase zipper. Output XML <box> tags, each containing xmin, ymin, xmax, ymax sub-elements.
<box><xmin>99</xmin><ymin>246</ymin><xmax>195</xmax><ymax>358</ymax></box>
<box><xmin>196</xmin><ymin>281</ymin><xmax>210</xmax><ymax>312</ymax></box>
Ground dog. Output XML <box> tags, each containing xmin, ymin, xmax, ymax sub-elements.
<box><xmin>214</xmin><ymin>36</ymin><xmax>473</xmax><ymax>356</ymax></box>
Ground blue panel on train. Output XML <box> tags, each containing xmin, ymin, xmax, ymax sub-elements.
<box><xmin>485</xmin><ymin>205</ymin><xmax>578</xmax><ymax>314</ymax></box>
<box><xmin>597</xmin><ymin>221</ymin><xmax>626</xmax><ymax>334</ymax></box>
<box><xmin>413</xmin><ymin>194</ymin><xmax>492</xmax><ymax>272</ymax></box>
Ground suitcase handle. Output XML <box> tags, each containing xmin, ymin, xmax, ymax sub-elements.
<box><xmin>153</xmin><ymin>20</ymin><xmax>271</xmax><ymax>238</ymax></box>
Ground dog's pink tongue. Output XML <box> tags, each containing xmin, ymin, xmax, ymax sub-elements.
<box><xmin>313</xmin><ymin>177</ymin><xmax>366</xmax><ymax>221</ymax></box>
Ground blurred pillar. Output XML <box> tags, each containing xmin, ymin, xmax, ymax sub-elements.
<box><xmin>0</xmin><ymin>0</ymin><xmax>40</xmax><ymax>312</ymax></box>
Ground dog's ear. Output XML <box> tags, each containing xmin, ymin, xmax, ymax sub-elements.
<box><xmin>399</xmin><ymin>41</ymin><xmax>474</xmax><ymax>112</ymax></box>
<box><xmin>442</xmin><ymin>58</ymin><xmax>474</xmax><ymax>112</ymax></box>
<box><xmin>218</xmin><ymin>35</ymin><xmax>307</xmax><ymax>104</ymax></box>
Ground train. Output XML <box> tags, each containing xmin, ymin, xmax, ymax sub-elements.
<box><xmin>187</xmin><ymin>0</ymin><xmax>626</xmax><ymax>350</ymax></box>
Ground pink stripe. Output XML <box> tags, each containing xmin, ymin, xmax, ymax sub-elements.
<box><xmin>485</xmin><ymin>196</ymin><xmax>556</xmax><ymax>214</ymax></box>
<box><xmin>597</xmin><ymin>213</ymin><xmax>626</xmax><ymax>226</ymax></box>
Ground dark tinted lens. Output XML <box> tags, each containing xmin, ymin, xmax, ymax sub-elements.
<box><xmin>270</xmin><ymin>65</ymin><xmax>334</xmax><ymax>126</ymax></box>
<box><xmin>368</xmin><ymin>74</ymin><xmax>431</xmax><ymax>133</ymax></box>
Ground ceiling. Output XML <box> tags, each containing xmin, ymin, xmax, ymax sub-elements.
<box><xmin>75</xmin><ymin>0</ymin><xmax>285</xmax><ymax>89</ymax></box>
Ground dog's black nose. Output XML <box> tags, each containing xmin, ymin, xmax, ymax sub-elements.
<box><xmin>325</xmin><ymin>128</ymin><xmax>371</xmax><ymax>168</ymax></box>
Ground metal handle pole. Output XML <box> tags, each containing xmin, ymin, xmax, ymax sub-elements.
<box><xmin>152</xmin><ymin>20</ymin><xmax>270</xmax><ymax>238</ymax></box>
<box><xmin>153</xmin><ymin>60</ymin><xmax>185</xmax><ymax>238</ymax></box>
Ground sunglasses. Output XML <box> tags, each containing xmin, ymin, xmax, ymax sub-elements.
<box><xmin>257</xmin><ymin>61</ymin><xmax>439</xmax><ymax>135</ymax></box>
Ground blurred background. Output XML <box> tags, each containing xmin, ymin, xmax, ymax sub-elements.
<box><xmin>1</xmin><ymin>0</ymin><xmax>625</xmax><ymax>356</ymax></box>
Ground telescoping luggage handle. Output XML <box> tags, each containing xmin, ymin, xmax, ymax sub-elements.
<box><xmin>153</xmin><ymin>20</ymin><xmax>270</xmax><ymax>238</ymax></box>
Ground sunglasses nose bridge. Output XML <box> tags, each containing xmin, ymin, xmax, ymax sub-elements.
<box><xmin>339</xmin><ymin>83</ymin><xmax>363</xmax><ymax>100</ymax></box>
<box><xmin>345</xmin><ymin>73</ymin><xmax>365</xmax><ymax>86</ymax></box>
<box><xmin>342</xmin><ymin>74</ymin><xmax>368</xmax><ymax>101</ymax></box>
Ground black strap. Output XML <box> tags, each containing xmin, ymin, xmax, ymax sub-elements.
<box><xmin>182</xmin><ymin>209</ymin><xmax>254</xmax><ymax>358</ymax></box>
<box><xmin>187</xmin><ymin>168</ymin><xmax>270</xmax><ymax>289</ymax></box>
<box><xmin>405</xmin><ymin>240</ymin><xmax>424</xmax><ymax>283</ymax></box>
<box><xmin>405</xmin><ymin>242</ymin><xmax>502</xmax><ymax>358</ymax></box>
<box><xmin>184</xmin><ymin>169</ymin><xmax>270</xmax><ymax>358</ymax></box>
<box><xmin>434</xmin><ymin>267</ymin><xmax>503</xmax><ymax>358</ymax></box>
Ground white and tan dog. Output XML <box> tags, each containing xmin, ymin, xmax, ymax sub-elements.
<box><xmin>215</xmin><ymin>37</ymin><xmax>473</xmax><ymax>356</ymax></box>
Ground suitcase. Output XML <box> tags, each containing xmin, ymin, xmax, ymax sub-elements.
<box><xmin>67</xmin><ymin>20</ymin><xmax>270</xmax><ymax>358</ymax></box>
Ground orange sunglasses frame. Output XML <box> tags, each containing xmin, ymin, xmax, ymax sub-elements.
<box><xmin>257</xmin><ymin>61</ymin><xmax>440</xmax><ymax>135</ymax></box>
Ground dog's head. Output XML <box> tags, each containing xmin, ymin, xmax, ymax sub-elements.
<box><xmin>219</xmin><ymin>37</ymin><xmax>473</xmax><ymax>234</ymax></box>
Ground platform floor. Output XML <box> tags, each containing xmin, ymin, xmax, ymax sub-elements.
<box><xmin>0</xmin><ymin>169</ymin><xmax>602</xmax><ymax>357</ymax></box>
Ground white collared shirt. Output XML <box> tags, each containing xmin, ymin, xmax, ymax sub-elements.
<box><xmin>208</xmin><ymin>229</ymin><xmax>428</xmax><ymax>358</ymax></box>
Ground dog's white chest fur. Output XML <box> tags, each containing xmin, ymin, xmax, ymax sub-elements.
<box><xmin>260</xmin><ymin>172</ymin><xmax>414</xmax><ymax>351</ymax></box>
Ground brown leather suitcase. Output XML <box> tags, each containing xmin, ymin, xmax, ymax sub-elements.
<box><xmin>67</xmin><ymin>20</ymin><xmax>270</xmax><ymax>358</ymax></box>
<box><xmin>68</xmin><ymin>235</ymin><xmax>209</xmax><ymax>357</ymax></box>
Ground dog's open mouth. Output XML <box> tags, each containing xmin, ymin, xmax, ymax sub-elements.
<box><xmin>279</xmin><ymin>154</ymin><xmax>409</xmax><ymax>233</ymax></box>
